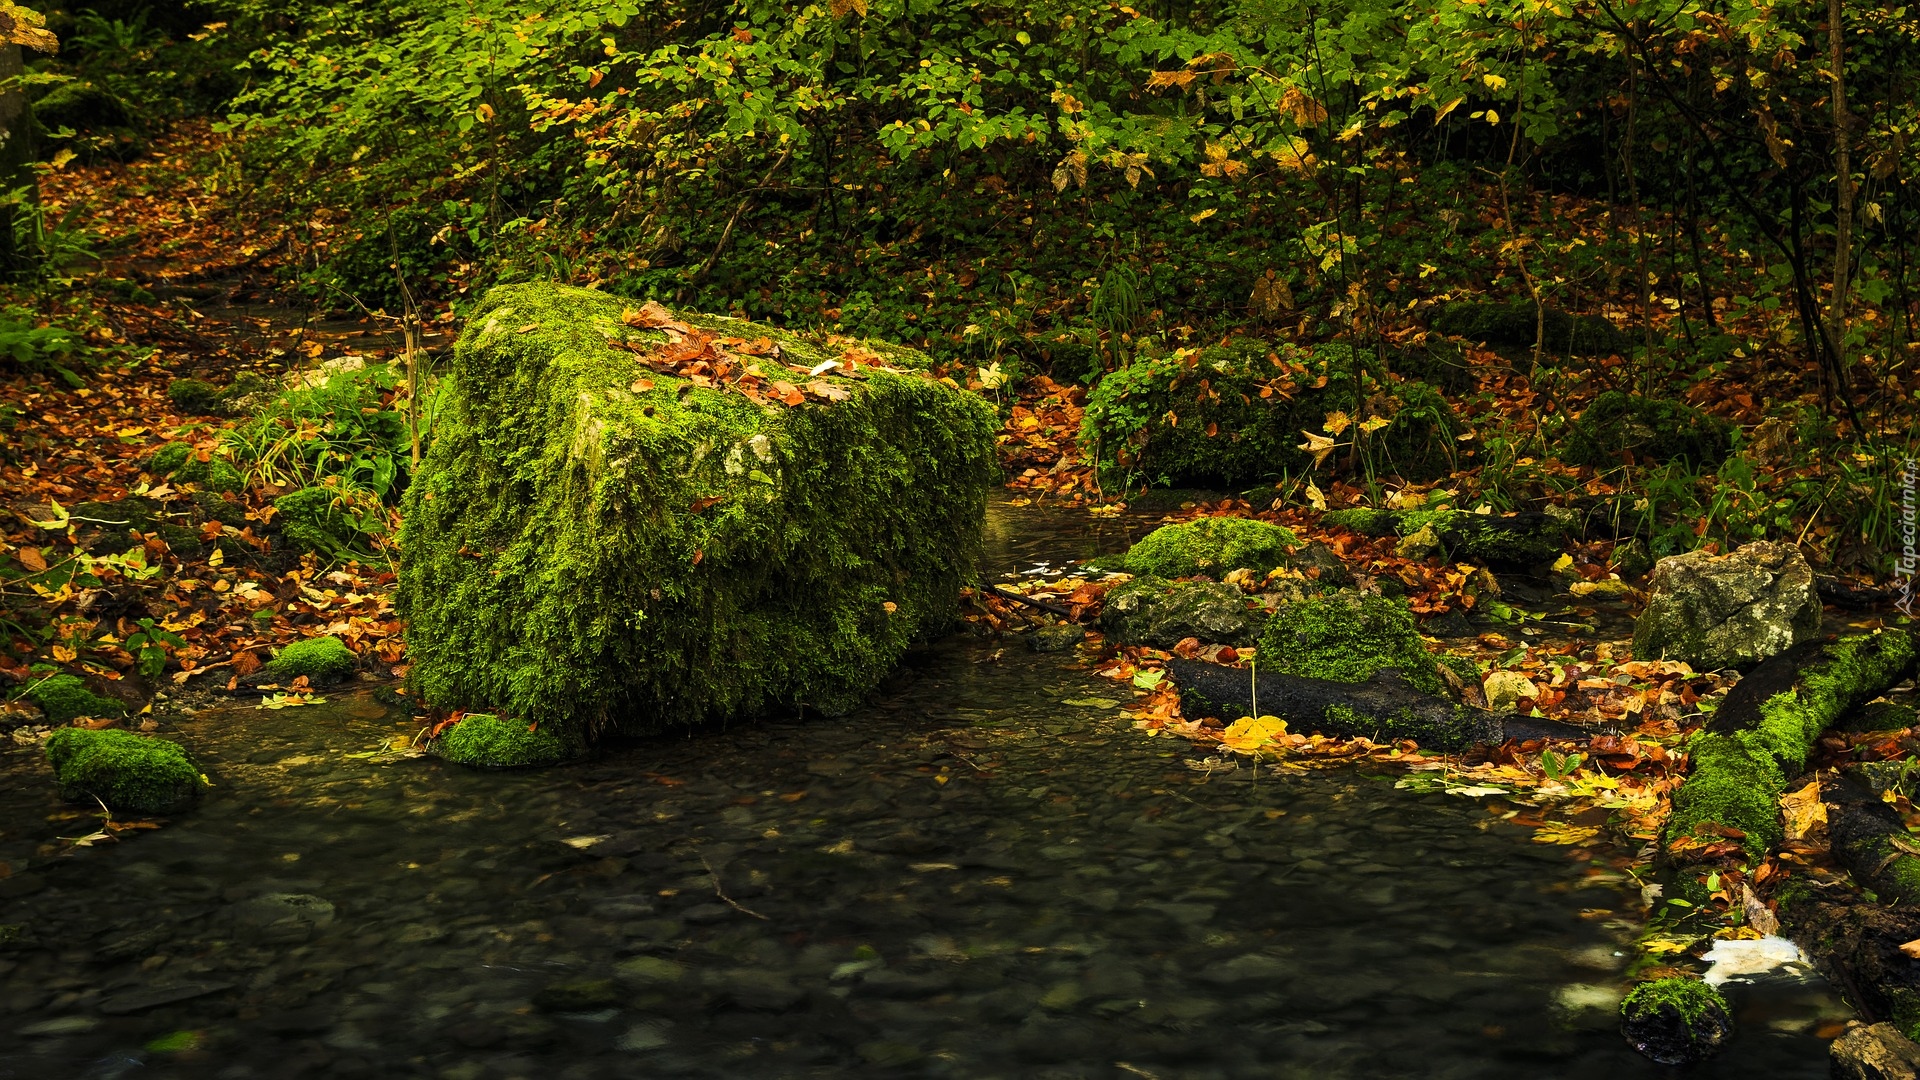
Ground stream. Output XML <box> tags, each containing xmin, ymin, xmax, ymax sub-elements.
<box><xmin>0</xmin><ymin>501</ymin><xmax>1851</xmax><ymax>1078</ymax></box>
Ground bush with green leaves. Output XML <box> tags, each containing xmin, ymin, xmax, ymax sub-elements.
<box><xmin>223</xmin><ymin>364</ymin><xmax>420</xmax><ymax>503</ymax></box>
<box><xmin>0</xmin><ymin>307</ymin><xmax>88</xmax><ymax>387</ymax></box>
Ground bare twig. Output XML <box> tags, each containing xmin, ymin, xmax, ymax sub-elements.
<box><xmin>700</xmin><ymin>854</ymin><xmax>769</xmax><ymax>921</ymax></box>
<box><xmin>692</xmin><ymin>149</ymin><xmax>792</xmax><ymax>284</ymax></box>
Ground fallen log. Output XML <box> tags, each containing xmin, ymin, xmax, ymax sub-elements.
<box><xmin>1167</xmin><ymin>658</ymin><xmax>1594</xmax><ymax>752</ymax></box>
<box><xmin>1826</xmin><ymin>773</ymin><xmax>1920</xmax><ymax>906</ymax></box>
<box><xmin>1662</xmin><ymin>629</ymin><xmax>1916</xmax><ymax>861</ymax></box>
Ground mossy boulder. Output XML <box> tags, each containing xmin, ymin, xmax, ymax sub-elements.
<box><xmin>1079</xmin><ymin>339</ymin><xmax>1459</xmax><ymax>489</ymax></box>
<box><xmin>396</xmin><ymin>283</ymin><xmax>998</xmax><ymax>736</ymax></box>
<box><xmin>258</xmin><ymin>636</ymin><xmax>357</xmax><ymax>685</ymax></box>
<box><xmin>1430</xmin><ymin>299</ymin><xmax>1631</xmax><ymax>358</ymax></box>
<box><xmin>1563</xmin><ymin>391</ymin><xmax>1733</xmax><ymax>469</ymax></box>
<box><xmin>25</xmin><ymin>674</ymin><xmax>127</xmax><ymax>724</ymax></box>
<box><xmin>274</xmin><ymin>486</ymin><xmax>372</xmax><ymax>558</ymax></box>
<box><xmin>1634</xmin><ymin>541</ymin><xmax>1820</xmax><ymax>670</ymax></box>
<box><xmin>1100</xmin><ymin>576</ymin><xmax>1266</xmax><ymax>649</ymax></box>
<box><xmin>167</xmin><ymin>378</ymin><xmax>225</xmax><ymax>415</ymax></box>
<box><xmin>1322</xmin><ymin>507</ymin><xmax>1567</xmax><ymax>567</ymax></box>
<box><xmin>1257</xmin><ymin>590</ymin><xmax>1447</xmax><ymax>697</ymax></box>
<box><xmin>1618</xmin><ymin>977</ymin><xmax>1732</xmax><ymax>1065</ymax></box>
<box><xmin>44</xmin><ymin>728</ymin><xmax>203</xmax><ymax>815</ymax></box>
<box><xmin>1124</xmin><ymin>517</ymin><xmax>1303</xmax><ymax>579</ymax></box>
<box><xmin>147</xmin><ymin>443</ymin><xmax>246</xmax><ymax>493</ymax></box>
<box><xmin>431</xmin><ymin>713</ymin><xmax>580</xmax><ymax>768</ymax></box>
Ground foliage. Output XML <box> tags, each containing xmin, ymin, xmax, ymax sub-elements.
<box><xmin>1561</xmin><ymin>391</ymin><xmax>1734</xmax><ymax>469</ymax></box>
<box><xmin>0</xmin><ymin>305</ymin><xmax>88</xmax><ymax>387</ymax></box>
<box><xmin>225</xmin><ymin>364</ymin><xmax>416</xmax><ymax>500</ymax></box>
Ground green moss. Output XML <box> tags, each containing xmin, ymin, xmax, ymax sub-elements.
<box><xmin>24</xmin><ymin>674</ymin><xmax>126</xmax><ymax>724</ymax></box>
<box><xmin>274</xmin><ymin>486</ymin><xmax>373</xmax><ymax>557</ymax></box>
<box><xmin>1125</xmin><ymin>517</ymin><xmax>1301</xmax><ymax>579</ymax></box>
<box><xmin>396</xmin><ymin>283</ymin><xmax>999</xmax><ymax>737</ymax></box>
<box><xmin>1563</xmin><ymin>391</ymin><xmax>1732</xmax><ymax>469</ymax></box>
<box><xmin>1257</xmin><ymin>590</ymin><xmax>1446</xmax><ymax>696</ymax></box>
<box><xmin>260</xmin><ymin>635</ymin><xmax>357</xmax><ymax>684</ymax></box>
<box><xmin>1439</xmin><ymin>654</ymin><xmax>1481</xmax><ymax>686</ymax></box>
<box><xmin>1665</xmin><ymin>630</ymin><xmax>1918</xmax><ymax>858</ymax></box>
<box><xmin>43</xmin><ymin>727</ymin><xmax>203</xmax><ymax>815</ymax></box>
<box><xmin>1321</xmin><ymin>508</ymin><xmax>1399</xmax><ymax>536</ymax></box>
<box><xmin>433</xmin><ymin>713</ymin><xmax>579</xmax><ymax>768</ymax></box>
<box><xmin>146</xmin><ymin>442</ymin><xmax>191</xmax><ymax>475</ymax></box>
<box><xmin>1620</xmin><ymin>977</ymin><xmax>1729</xmax><ymax>1029</ymax></box>
<box><xmin>167</xmin><ymin>378</ymin><xmax>223</xmax><ymax>415</ymax></box>
<box><xmin>1430</xmin><ymin>299</ymin><xmax>1630</xmax><ymax>357</ymax></box>
<box><xmin>1079</xmin><ymin>340</ymin><xmax>1458</xmax><ymax>489</ymax></box>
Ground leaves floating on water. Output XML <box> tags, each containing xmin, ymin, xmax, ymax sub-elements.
<box><xmin>258</xmin><ymin>692</ymin><xmax>327</xmax><ymax>710</ymax></box>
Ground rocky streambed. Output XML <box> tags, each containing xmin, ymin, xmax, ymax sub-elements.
<box><xmin>0</xmin><ymin>502</ymin><xmax>1851</xmax><ymax>1079</ymax></box>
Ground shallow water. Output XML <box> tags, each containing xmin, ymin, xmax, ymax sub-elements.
<box><xmin>0</xmin><ymin>502</ymin><xmax>1848</xmax><ymax>1078</ymax></box>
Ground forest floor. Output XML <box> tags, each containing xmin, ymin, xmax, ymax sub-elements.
<box><xmin>2</xmin><ymin>126</ymin><xmax>1917</xmax><ymax>940</ymax></box>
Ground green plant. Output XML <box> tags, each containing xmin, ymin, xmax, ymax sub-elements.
<box><xmin>123</xmin><ymin>617</ymin><xmax>185</xmax><ymax>679</ymax></box>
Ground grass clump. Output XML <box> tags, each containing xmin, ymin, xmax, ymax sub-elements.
<box><xmin>1125</xmin><ymin>517</ymin><xmax>1301</xmax><ymax>579</ymax></box>
<box><xmin>44</xmin><ymin>727</ymin><xmax>203</xmax><ymax>815</ymax></box>
<box><xmin>1256</xmin><ymin>590</ymin><xmax>1445</xmax><ymax>696</ymax></box>
<box><xmin>396</xmin><ymin>283</ymin><xmax>998</xmax><ymax>738</ymax></box>
<box><xmin>433</xmin><ymin>713</ymin><xmax>579</xmax><ymax>768</ymax></box>
<box><xmin>25</xmin><ymin>673</ymin><xmax>126</xmax><ymax>724</ymax></box>
<box><xmin>259</xmin><ymin>635</ymin><xmax>357</xmax><ymax>684</ymax></box>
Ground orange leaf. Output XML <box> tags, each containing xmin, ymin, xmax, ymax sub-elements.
<box><xmin>16</xmin><ymin>546</ymin><xmax>45</xmax><ymax>573</ymax></box>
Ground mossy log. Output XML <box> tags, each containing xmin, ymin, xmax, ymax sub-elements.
<box><xmin>1662</xmin><ymin>630</ymin><xmax>1917</xmax><ymax>861</ymax></box>
<box><xmin>1781</xmin><ymin>895</ymin><xmax>1920</xmax><ymax>1045</ymax></box>
<box><xmin>1168</xmin><ymin>658</ymin><xmax>1591</xmax><ymax>752</ymax></box>
<box><xmin>396</xmin><ymin>283</ymin><xmax>998</xmax><ymax>737</ymax></box>
<box><xmin>1826</xmin><ymin>774</ymin><xmax>1920</xmax><ymax>906</ymax></box>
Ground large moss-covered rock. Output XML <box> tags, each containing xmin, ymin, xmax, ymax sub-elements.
<box><xmin>1256</xmin><ymin>590</ymin><xmax>1447</xmax><ymax>697</ymax></box>
<box><xmin>257</xmin><ymin>636</ymin><xmax>358</xmax><ymax>685</ymax></box>
<box><xmin>397</xmin><ymin>283</ymin><xmax>997</xmax><ymax>736</ymax></box>
<box><xmin>1124</xmin><ymin>517</ymin><xmax>1303</xmax><ymax>579</ymax></box>
<box><xmin>1100</xmin><ymin>576</ymin><xmax>1265</xmax><ymax>649</ymax></box>
<box><xmin>1618</xmin><ymin>977</ymin><xmax>1732</xmax><ymax>1065</ymax></box>
<box><xmin>432</xmin><ymin>713</ymin><xmax>580</xmax><ymax>768</ymax></box>
<box><xmin>1634</xmin><ymin>541</ymin><xmax>1820</xmax><ymax>670</ymax></box>
<box><xmin>44</xmin><ymin>728</ymin><xmax>203</xmax><ymax>815</ymax></box>
<box><xmin>1079</xmin><ymin>340</ymin><xmax>1459</xmax><ymax>489</ymax></box>
<box><xmin>1563</xmin><ymin>391</ymin><xmax>1733</xmax><ymax>469</ymax></box>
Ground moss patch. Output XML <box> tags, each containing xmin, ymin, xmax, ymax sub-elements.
<box><xmin>260</xmin><ymin>636</ymin><xmax>358</xmax><ymax>685</ymax></box>
<box><xmin>433</xmin><ymin>713</ymin><xmax>579</xmax><ymax>768</ymax></box>
<box><xmin>1079</xmin><ymin>340</ymin><xmax>1457</xmax><ymax>489</ymax></box>
<box><xmin>24</xmin><ymin>674</ymin><xmax>126</xmax><ymax>724</ymax></box>
<box><xmin>149</xmin><ymin>443</ymin><xmax>246</xmax><ymax>493</ymax></box>
<box><xmin>1125</xmin><ymin>517</ymin><xmax>1301</xmax><ymax>579</ymax></box>
<box><xmin>1563</xmin><ymin>391</ymin><xmax>1732</xmax><ymax>469</ymax></box>
<box><xmin>396</xmin><ymin>283</ymin><xmax>998</xmax><ymax>737</ymax></box>
<box><xmin>1430</xmin><ymin>298</ymin><xmax>1630</xmax><ymax>357</ymax></box>
<box><xmin>1323</xmin><ymin>507</ymin><xmax>1564</xmax><ymax>565</ymax></box>
<box><xmin>1665</xmin><ymin>629</ymin><xmax>1918</xmax><ymax>858</ymax></box>
<box><xmin>1618</xmin><ymin>977</ymin><xmax>1732</xmax><ymax>1065</ymax></box>
<box><xmin>44</xmin><ymin>728</ymin><xmax>203</xmax><ymax>815</ymax></box>
<box><xmin>274</xmin><ymin>486</ymin><xmax>376</xmax><ymax>558</ymax></box>
<box><xmin>1257</xmin><ymin>591</ymin><xmax>1446</xmax><ymax>696</ymax></box>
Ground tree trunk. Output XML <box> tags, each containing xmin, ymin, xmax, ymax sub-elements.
<box><xmin>1825</xmin><ymin>0</ymin><xmax>1853</xmax><ymax>396</ymax></box>
<box><xmin>0</xmin><ymin>43</ymin><xmax>34</xmax><ymax>271</ymax></box>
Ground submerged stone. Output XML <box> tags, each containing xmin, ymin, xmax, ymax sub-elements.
<box><xmin>1100</xmin><ymin>576</ymin><xmax>1264</xmax><ymax>649</ymax></box>
<box><xmin>1633</xmin><ymin>541</ymin><xmax>1819</xmax><ymax>670</ymax></box>
<box><xmin>1619</xmin><ymin>977</ymin><xmax>1732</xmax><ymax>1065</ymax></box>
<box><xmin>397</xmin><ymin>283</ymin><xmax>998</xmax><ymax>737</ymax></box>
<box><xmin>44</xmin><ymin>727</ymin><xmax>203</xmax><ymax>815</ymax></box>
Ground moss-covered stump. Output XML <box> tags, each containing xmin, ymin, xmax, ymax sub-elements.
<box><xmin>1618</xmin><ymin>977</ymin><xmax>1732</xmax><ymax>1065</ymax></box>
<box><xmin>255</xmin><ymin>636</ymin><xmax>358</xmax><ymax>686</ymax></box>
<box><xmin>1257</xmin><ymin>590</ymin><xmax>1447</xmax><ymax>697</ymax></box>
<box><xmin>1079</xmin><ymin>340</ymin><xmax>1458</xmax><ymax>489</ymax></box>
<box><xmin>1124</xmin><ymin>518</ymin><xmax>1301</xmax><ymax>579</ymax></box>
<box><xmin>1099</xmin><ymin>577</ymin><xmax>1266</xmax><ymax>649</ymax></box>
<box><xmin>1563</xmin><ymin>391</ymin><xmax>1733</xmax><ymax>469</ymax></box>
<box><xmin>397</xmin><ymin>283</ymin><xmax>998</xmax><ymax>737</ymax></box>
<box><xmin>1663</xmin><ymin>629</ymin><xmax>1917</xmax><ymax>861</ymax></box>
<box><xmin>431</xmin><ymin>713</ymin><xmax>581</xmax><ymax>768</ymax></box>
<box><xmin>44</xmin><ymin>728</ymin><xmax>203</xmax><ymax>815</ymax></box>
<box><xmin>1634</xmin><ymin>541</ymin><xmax>1821</xmax><ymax>671</ymax></box>
<box><xmin>25</xmin><ymin>674</ymin><xmax>127</xmax><ymax>724</ymax></box>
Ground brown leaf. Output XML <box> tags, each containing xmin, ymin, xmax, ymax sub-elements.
<box><xmin>231</xmin><ymin>650</ymin><xmax>261</xmax><ymax>676</ymax></box>
<box><xmin>16</xmin><ymin>546</ymin><xmax>45</xmax><ymax>573</ymax></box>
<box><xmin>770</xmin><ymin>381</ymin><xmax>805</xmax><ymax>406</ymax></box>
<box><xmin>689</xmin><ymin>495</ymin><xmax>724</xmax><ymax>514</ymax></box>
<box><xmin>630</xmin><ymin>378</ymin><xmax>655</xmax><ymax>393</ymax></box>
<box><xmin>808</xmin><ymin>380</ymin><xmax>851</xmax><ymax>403</ymax></box>
<box><xmin>1899</xmin><ymin>938</ymin><xmax>1920</xmax><ymax>960</ymax></box>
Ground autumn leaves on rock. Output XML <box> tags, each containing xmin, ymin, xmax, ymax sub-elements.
<box><xmin>395</xmin><ymin>284</ymin><xmax>997</xmax><ymax>747</ymax></box>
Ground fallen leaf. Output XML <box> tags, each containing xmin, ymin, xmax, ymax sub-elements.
<box><xmin>1781</xmin><ymin>780</ymin><xmax>1827</xmax><ymax>841</ymax></box>
<box><xmin>17</xmin><ymin>547</ymin><xmax>45</xmax><ymax>572</ymax></box>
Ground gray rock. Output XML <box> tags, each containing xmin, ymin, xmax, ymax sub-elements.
<box><xmin>1633</xmin><ymin>541</ymin><xmax>1820</xmax><ymax>670</ymax></box>
<box><xmin>1195</xmin><ymin>952</ymin><xmax>1295</xmax><ymax>987</ymax></box>
<box><xmin>1027</xmin><ymin>623</ymin><xmax>1085</xmax><ymax>652</ymax></box>
<box><xmin>18</xmin><ymin>1015</ymin><xmax>100</xmax><ymax>1036</ymax></box>
<box><xmin>708</xmin><ymin>969</ymin><xmax>805</xmax><ymax>1011</ymax></box>
<box><xmin>1832</xmin><ymin>1022</ymin><xmax>1920</xmax><ymax>1080</ymax></box>
<box><xmin>1100</xmin><ymin>577</ymin><xmax>1262</xmax><ymax>649</ymax></box>
<box><xmin>233</xmin><ymin>893</ymin><xmax>335</xmax><ymax>943</ymax></box>
<box><xmin>98</xmin><ymin>980</ymin><xmax>235</xmax><ymax>1015</ymax></box>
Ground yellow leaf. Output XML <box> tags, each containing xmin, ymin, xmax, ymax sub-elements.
<box><xmin>1357</xmin><ymin>415</ymin><xmax>1390</xmax><ymax>434</ymax></box>
<box><xmin>52</xmin><ymin>644</ymin><xmax>77</xmax><ymax>662</ymax></box>
<box><xmin>1482</xmin><ymin>73</ymin><xmax>1508</xmax><ymax>91</ymax></box>
<box><xmin>1297</xmin><ymin>430</ymin><xmax>1337</xmax><ymax>468</ymax></box>
<box><xmin>1780</xmin><ymin>780</ymin><xmax>1827</xmax><ymax>841</ymax></box>
<box><xmin>476</xmin><ymin>102</ymin><xmax>495</xmax><ymax>123</ymax></box>
<box><xmin>1190</xmin><ymin>208</ymin><xmax>1217</xmax><ymax>224</ymax></box>
<box><xmin>207</xmin><ymin>546</ymin><xmax>225</xmax><ymax>568</ymax></box>
<box><xmin>1304</xmin><ymin>482</ymin><xmax>1327</xmax><ymax>511</ymax></box>
<box><xmin>1221</xmin><ymin>715</ymin><xmax>1288</xmax><ymax>753</ymax></box>
<box><xmin>1322</xmin><ymin>410</ymin><xmax>1352</xmax><ymax>435</ymax></box>
<box><xmin>1432</xmin><ymin>96</ymin><xmax>1466</xmax><ymax>124</ymax></box>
